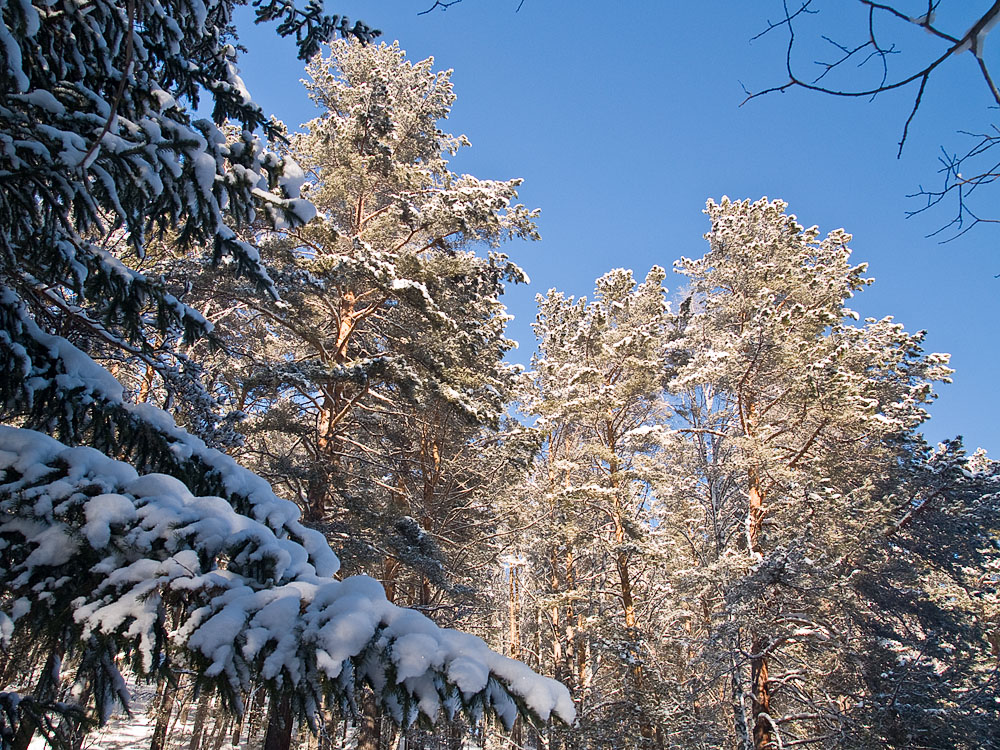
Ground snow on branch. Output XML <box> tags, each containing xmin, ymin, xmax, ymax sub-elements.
<box><xmin>0</xmin><ymin>426</ymin><xmax>575</xmax><ymax>729</ymax></box>
<box><xmin>0</xmin><ymin>284</ymin><xmax>332</xmax><ymax>573</ymax></box>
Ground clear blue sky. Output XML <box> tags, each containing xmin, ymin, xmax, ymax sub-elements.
<box><xmin>233</xmin><ymin>1</ymin><xmax>999</xmax><ymax>454</ymax></box>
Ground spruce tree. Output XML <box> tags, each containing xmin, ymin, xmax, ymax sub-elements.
<box><xmin>850</xmin><ymin>439</ymin><xmax>1000</xmax><ymax>748</ymax></box>
<box><xmin>0</xmin><ymin>2</ymin><xmax>573</xmax><ymax>745</ymax></box>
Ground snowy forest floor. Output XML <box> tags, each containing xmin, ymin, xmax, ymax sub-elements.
<box><xmin>26</xmin><ymin>682</ymin><xmax>159</xmax><ymax>750</ymax></box>
<box><xmin>24</xmin><ymin>680</ymin><xmax>316</xmax><ymax>750</ymax></box>
<box><xmin>22</xmin><ymin>676</ymin><xmax>485</xmax><ymax>750</ymax></box>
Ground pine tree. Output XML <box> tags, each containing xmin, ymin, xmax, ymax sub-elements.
<box><xmin>195</xmin><ymin>42</ymin><xmax>544</xmax><ymax>747</ymax></box>
<box><xmin>663</xmin><ymin>197</ymin><xmax>953</xmax><ymax>749</ymax></box>
<box><xmin>173</xmin><ymin>38</ymin><xmax>539</xmax><ymax>632</ymax></box>
<box><xmin>518</xmin><ymin>268</ymin><xmax>673</xmax><ymax>748</ymax></box>
<box><xmin>218</xmin><ymin>39</ymin><xmax>539</xmax><ymax>523</ymax></box>
<box><xmin>477</xmin><ymin>196</ymin><xmax>994</xmax><ymax>750</ymax></box>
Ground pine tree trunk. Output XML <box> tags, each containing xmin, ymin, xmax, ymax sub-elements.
<box><xmin>746</xmin><ymin>467</ymin><xmax>766</xmax><ymax>557</ymax></box>
<box><xmin>320</xmin><ymin>712</ymin><xmax>339</xmax><ymax>750</ymax></box>
<box><xmin>307</xmin><ymin>286</ymin><xmax>362</xmax><ymax>525</ymax></box>
<box><xmin>384</xmin><ymin>725</ymin><xmax>398</xmax><ymax>750</ymax></box>
<box><xmin>612</xmin><ymin>508</ymin><xmax>637</xmax><ymax>632</ymax></box>
<box><xmin>211</xmin><ymin>714</ymin><xmax>232</xmax><ymax>750</ymax></box>
<box><xmin>750</xmin><ymin>638</ymin><xmax>773</xmax><ymax>750</ymax></box>
<box><xmin>230</xmin><ymin>692</ymin><xmax>246</xmax><ymax>748</ymax></box>
<box><xmin>247</xmin><ymin>684</ymin><xmax>265</xmax><ymax>743</ymax></box>
<box><xmin>564</xmin><ymin>548</ymin><xmax>589</xmax><ymax>692</ymax></box>
<box><xmin>138</xmin><ymin>362</ymin><xmax>155</xmax><ymax>402</ymax></box>
<box><xmin>608</xmin><ymin>436</ymin><xmax>655</xmax><ymax>745</ymax></box>
<box><xmin>307</xmin><ymin>396</ymin><xmax>336</xmax><ymax>522</ymax></box>
<box><xmin>746</xmin><ymin>465</ymin><xmax>773</xmax><ymax>750</ymax></box>
<box><xmin>607</xmin><ymin>438</ymin><xmax>639</xmax><ymax>646</ymax></box>
<box><xmin>357</xmin><ymin>690</ymin><xmax>380</xmax><ymax>750</ymax></box>
<box><xmin>263</xmin><ymin>694</ymin><xmax>295</xmax><ymax>750</ymax></box>
<box><xmin>149</xmin><ymin>676</ymin><xmax>179</xmax><ymax>750</ymax></box>
<box><xmin>188</xmin><ymin>692</ymin><xmax>213</xmax><ymax>750</ymax></box>
<box><xmin>166</xmin><ymin>683</ymin><xmax>192</xmax><ymax>744</ymax></box>
<box><xmin>510</xmin><ymin>718</ymin><xmax>522</xmax><ymax>750</ymax></box>
<box><xmin>508</xmin><ymin>566</ymin><xmax>520</xmax><ymax>659</ymax></box>
<box><xmin>549</xmin><ymin>550</ymin><xmax>565</xmax><ymax>683</ymax></box>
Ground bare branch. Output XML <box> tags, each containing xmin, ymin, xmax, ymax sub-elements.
<box><xmin>747</xmin><ymin>0</ymin><xmax>1000</xmax><ymax>235</ymax></box>
<box><xmin>907</xmin><ymin>129</ymin><xmax>1000</xmax><ymax>239</ymax></box>
<box><xmin>898</xmin><ymin>70</ymin><xmax>930</xmax><ymax>157</ymax></box>
<box><xmin>744</xmin><ymin>1</ymin><xmax>1000</xmax><ymax>150</ymax></box>
<box><xmin>417</xmin><ymin>0</ymin><xmax>463</xmax><ymax>16</ymax></box>
<box><xmin>750</xmin><ymin>0</ymin><xmax>817</xmax><ymax>44</ymax></box>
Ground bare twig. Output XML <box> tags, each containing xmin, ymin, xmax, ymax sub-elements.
<box><xmin>418</xmin><ymin>0</ymin><xmax>463</xmax><ymax>15</ymax></box>
<box><xmin>746</xmin><ymin>0</ymin><xmax>1000</xmax><ymax>237</ymax></box>
<box><xmin>744</xmin><ymin>0</ymin><xmax>1000</xmax><ymax>151</ymax></box>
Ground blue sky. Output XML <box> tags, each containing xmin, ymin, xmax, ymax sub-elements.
<box><xmin>233</xmin><ymin>1</ymin><xmax>999</xmax><ymax>454</ymax></box>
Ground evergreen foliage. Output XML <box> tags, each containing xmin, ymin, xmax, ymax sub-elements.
<box><xmin>0</xmin><ymin>426</ymin><xmax>572</xmax><ymax>741</ymax></box>
<box><xmin>660</xmin><ymin>197</ymin><xmax>957</xmax><ymax>749</ymax></box>
<box><xmin>0</xmin><ymin>2</ymin><xmax>572</xmax><ymax>746</ymax></box>
<box><xmin>2</xmin><ymin>1</ymin><xmax>996</xmax><ymax>747</ymax></box>
<box><xmin>497</xmin><ymin>199</ymin><xmax>997</xmax><ymax>750</ymax></box>
<box><xmin>0</xmin><ymin>0</ymin><xmax>346</xmax><ymax>489</ymax></box>
<box><xmin>172</xmin><ymin>39</ymin><xmax>539</xmax><ymax>609</ymax></box>
<box><xmin>510</xmin><ymin>268</ymin><xmax>675</xmax><ymax>747</ymax></box>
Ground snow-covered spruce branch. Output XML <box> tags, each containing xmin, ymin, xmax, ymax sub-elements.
<box><xmin>0</xmin><ymin>691</ymin><xmax>90</xmax><ymax>749</ymax></box>
<box><xmin>0</xmin><ymin>284</ymin><xmax>336</xmax><ymax>571</ymax></box>
<box><xmin>0</xmin><ymin>426</ymin><xmax>575</xmax><ymax>730</ymax></box>
<box><xmin>251</xmin><ymin>0</ymin><xmax>380</xmax><ymax>60</ymax></box>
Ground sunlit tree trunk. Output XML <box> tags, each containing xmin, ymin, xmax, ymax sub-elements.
<box><xmin>742</xmin><ymin>393</ymin><xmax>774</xmax><ymax>750</ymax></box>
<box><xmin>149</xmin><ymin>676</ymin><xmax>178</xmax><ymax>750</ymax></box>
<box><xmin>187</xmin><ymin>692</ymin><xmax>213</xmax><ymax>750</ymax></box>
<box><xmin>357</xmin><ymin>690</ymin><xmax>380</xmax><ymax>750</ymax></box>
<box><xmin>262</xmin><ymin>694</ymin><xmax>294</xmax><ymax>750</ymax></box>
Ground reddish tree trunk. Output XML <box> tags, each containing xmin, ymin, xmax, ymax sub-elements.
<box><xmin>747</xmin><ymin>463</ymin><xmax>774</xmax><ymax>750</ymax></box>
<box><xmin>751</xmin><ymin>638</ymin><xmax>773</xmax><ymax>750</ymax></box>
<box><xmin>149</xmin><ymin>677</ymin><xmax>178</xmax><ymax>750</ymax></box>
<box><xmin>187</xmin><ymin>692</ymin><xmax>212</xmax><ymax>750</ymax></box>
<box><xmin>262</xmin><ymin>694</ymin><xmax>294</xmax><ymax>750</ymax></box>
<box><xmin>357</xmin><ymin>690</ymin><xmax>380</xmax><ymax>750</ymax></box>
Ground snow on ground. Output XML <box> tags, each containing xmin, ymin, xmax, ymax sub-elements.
<box><xmin>26</xmin><ymin>683</ymin><xmax>157</xmax><ymax>750</ymax></box>
<box><xmin>75</xmin><ymin>714</ymin><xmax>155</xmax><ymax>750</ymax></box>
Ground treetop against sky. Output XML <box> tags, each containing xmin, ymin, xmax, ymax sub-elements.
<box><xmin>232</xmin><ymin>0</ymin><xmax>999</xmax><ymax>454</ymax></box>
